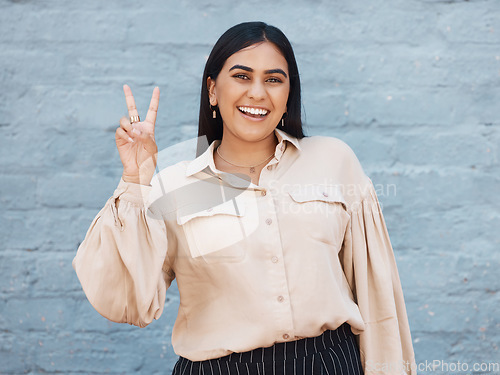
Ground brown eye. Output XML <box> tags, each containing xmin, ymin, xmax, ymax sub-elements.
<box><xmin>268</xmin><ymin>77</ymin><xmax>282</xmax><ymax>83</ymax></box>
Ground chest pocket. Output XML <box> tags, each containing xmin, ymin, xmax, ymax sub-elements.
<box><xmin>176</xmin><ymin>197</ymin><xmax>249</xmax><ymax>263</ymax></box>
<box><xmin>287</xmin><ymin>184</ymin><xmax>350</xmax><ymax>251</ymax></box>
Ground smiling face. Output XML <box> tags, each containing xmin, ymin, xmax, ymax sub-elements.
<box><xmin>207</xmin><ymin>41</ymin><xmax>290</xmax><ymax>143</ymax></box>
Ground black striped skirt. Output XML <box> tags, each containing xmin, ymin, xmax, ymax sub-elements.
<box><xmin>171</xmin><ymin>322</ymin><xmax>364</xmax><ymax>375</ymax></box>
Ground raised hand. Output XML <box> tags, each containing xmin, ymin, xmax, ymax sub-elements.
<box><xmin>115</xmin><ymin>84</ymin><xmax>160</xmax><ymax>186</ymax></box>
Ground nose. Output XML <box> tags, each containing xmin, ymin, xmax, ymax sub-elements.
<box><xmin>247</xmin><ymin>80</ymin><xmax>266</xmax><ymax>101</ymax></box>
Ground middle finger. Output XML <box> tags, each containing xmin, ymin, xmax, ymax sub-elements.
<box><xmin>123</xmin><ymin>84</ymin><xmax>140</xmax><ymax>120</ymax></box>
<box><xmin>144</xmin><ymin>87</ymin><xmax>160</xmax><ymax>127</ymax></box>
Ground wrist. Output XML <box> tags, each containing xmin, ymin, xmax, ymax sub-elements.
<box><xmin>122</xmin><ymin>175</ymin><xmax>153</xmax><ymax>186</ymax></box>
<box><xmin>121</xmin><ymin>174</ymin><xmax>140</xmax><ymax>184</ymax></box>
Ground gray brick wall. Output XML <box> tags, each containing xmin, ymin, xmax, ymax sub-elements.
<box><xmin>1</xmin><ymin>0</ymin><xmax>499</xmax><ymax>374</ymax></box>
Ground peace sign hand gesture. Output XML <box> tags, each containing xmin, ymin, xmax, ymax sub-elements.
<box><xmin>115</xmin><ymin>84</ymin><xmax>160</xmax><ymax>186</ymax></box>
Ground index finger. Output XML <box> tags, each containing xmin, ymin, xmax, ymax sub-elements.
<box><xmin>144</xmin><ymin>87</ymin><xmax>160</xmax><ymax>127</ymax></box>
<box><xmin>123</xmin><ymin>84</ymin><xmax>139</xmax><ymax>120</ymax></box>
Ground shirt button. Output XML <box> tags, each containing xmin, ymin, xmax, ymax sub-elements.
<box><xmin>322</xmin><ymin>191</ymin><xmax>329</xmax><ymax>197</ymax></box>
<box><xmin>267</xmin><ymin>165</ymin><xmax>272</xmax><ymax>170</ymax></box>
<box><xmin>277</xmin><ymin>295</ymin><xmax>284</xmax><ymax>302</ymax></box>
<box><xmin>283</xmin><ymin>334</ymin><xmax>289</xmax><ymax>339</ymax></box>
<box><xmin>280</xmin><ymin>144</ymin><xmax>285</xmax><ymax>151</ymax></box>
<box><xmin>271</xmin><ymin>256</ymin><xmax>278</xmax><ymax>263</ymax></box>
<box><xmin>265</xmin><ymin>218</ymin><xmax>272</xmax><ymax>225</ymax></box>
<box><xmin>207</xmin><ymin>207</ymin><xmax>213</xmax><ymax>212</ymax></box>
<box><xmin>261</xmin><ymin>190</ymin><xmax>267</xmax><ymax>196</ymax></box>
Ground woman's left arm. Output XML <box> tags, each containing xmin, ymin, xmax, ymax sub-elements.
<box><xmin>337</xmin><ymin>145</ymin><xmax>417</xmax><ymax>375</ymax></box>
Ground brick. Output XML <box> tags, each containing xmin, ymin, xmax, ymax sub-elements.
<box><xmin>345</xmin><ymin>87</ymin><xmax>500</xmax><ymax>126</ymax></box>
<box><xmin>0</xmin><ymin>174</ymin><xmax>37</xmax><ymax>210</ymax></box>
<box><xmin>0</xmin><ymin>332</ymin><xmax>32</xmax><ymax>373</ymax></box>
<box><xmin>37</xmin><ymin>174</ymin><xmax>118</xmax><ymax>209</ymax></box>
<box><xmin>0</xmin><ymin>250</ymin><xmax>36</xmax><ymax>296</ymax></box>
<box><xmin>436</xmin><ymin>3</ymin><xmax>500</xmax><ymax>45</ymax></box>
<box><xmin>392</xmin><ymin>128</ymin><xmax>497</xmax><ymax>168</ymax></box>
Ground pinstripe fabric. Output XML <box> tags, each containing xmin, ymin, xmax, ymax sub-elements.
<box><xmin>171</xmin><ymin>322</ymin><xmax>363</xmax><ymax>375</ymax></box>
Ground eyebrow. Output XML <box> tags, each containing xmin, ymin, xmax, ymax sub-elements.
<box><xmin>229</xmin><ymin>64</ymin><xmax>288</xmax><ymax>79</ymax></box>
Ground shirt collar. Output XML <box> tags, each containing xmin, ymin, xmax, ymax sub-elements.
<box><xmin>185</xmin><ymin>127</ymin><xmax>302</xmax><ymax>178</ymax></box>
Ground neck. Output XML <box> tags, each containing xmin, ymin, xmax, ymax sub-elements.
<box><xmin>216</xmin><ymin>130</ymin><xmax>279</xmax><ymax>167</ymax></box>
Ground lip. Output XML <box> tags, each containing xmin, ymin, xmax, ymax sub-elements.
<box><xmin>238</xmin><ymin>108</ymin><xmax>268</xmax><ymax>122</ymax></box>
<box><xmin>237</xmin><ymin>106</ymin><xmax>270</xmax><ymax>122</ymax></box>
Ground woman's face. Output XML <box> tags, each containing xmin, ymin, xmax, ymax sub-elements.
<box><xmin>207</xmin><ymin>41</ymin><xmax>290</xmax><ymax>143</ymax></box>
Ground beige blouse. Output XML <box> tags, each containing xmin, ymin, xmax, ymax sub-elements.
<box><xmin>72</xmin><ymin>127</ymin><xmax>417</xmax><ymax>375</ymax></box>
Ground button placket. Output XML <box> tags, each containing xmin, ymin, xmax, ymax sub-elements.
<box><xmin>258</xmin><ymin>187</ymin><xmax>294</xmax><ymax>342</ymax></box>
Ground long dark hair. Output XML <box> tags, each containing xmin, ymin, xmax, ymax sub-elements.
<box><xmin>197</xmin><ymin>21</ymin><xmax>306</xmax><ymax>156</ymax></box>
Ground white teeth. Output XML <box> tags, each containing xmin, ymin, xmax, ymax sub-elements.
<box><xmin>238</xmin><ymin>106</ymin><xmax>268</xmax><ymax>116</ymax></box>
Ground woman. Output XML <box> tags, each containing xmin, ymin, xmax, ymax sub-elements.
<box><xmin>72</xmin><ymin>21</ymin><xmax>417</xmax><ymax>375</ymax></box>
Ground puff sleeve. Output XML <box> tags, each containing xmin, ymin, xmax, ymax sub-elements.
<box><xmin>340</xmin><ymin>176</ymin><xmax>417</xmax><ymax>375</ymax></box>
<box><xmin>72</xmin><ymin>177</ymin><xmax>175</xmax><ymax>328</ymax></box>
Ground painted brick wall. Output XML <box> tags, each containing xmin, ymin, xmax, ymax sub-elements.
<box><xmin>1</xmin><ymin>0</ymin><xmax>499</xmax><ymax>373</ymax></box>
